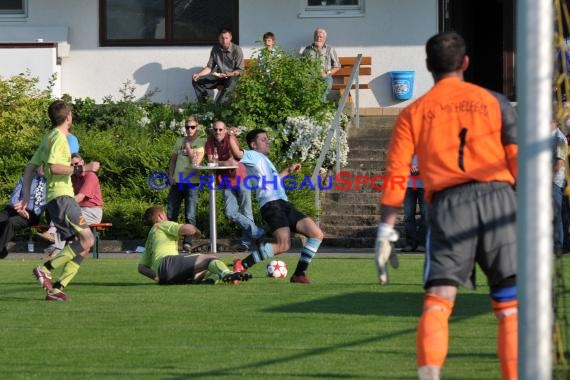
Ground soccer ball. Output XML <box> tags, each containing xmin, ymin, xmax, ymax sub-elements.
<box><xmin>266</xmin><ymin>259</ymin><xmax>288</xmax><ymax>279</ymax></box>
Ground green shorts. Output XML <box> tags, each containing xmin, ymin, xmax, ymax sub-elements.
<box><xmin>425</xmin><ymin>181</ymin><xmax>516</xmax><ymax>289</ymax></box>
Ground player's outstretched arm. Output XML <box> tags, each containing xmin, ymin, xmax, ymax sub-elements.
<box><xmin>179</xmin><ymin>224</ymin><xmax>201</xmax><ymax>241</ymax></box>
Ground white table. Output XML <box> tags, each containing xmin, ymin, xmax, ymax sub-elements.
<box><xmin>194</xmin><ymin>165</ymin><xmax>237</xmax><ymax>253</ymax></box>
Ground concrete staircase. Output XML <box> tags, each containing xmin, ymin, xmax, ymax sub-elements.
<box><xmin>320</xmin><ymin>115</ymin><xmax>399</xmax><ymax>248</ymax></box>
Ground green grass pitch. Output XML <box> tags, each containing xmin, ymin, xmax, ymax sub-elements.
<box><xmin>0</xmin><ymin>254</ymin><xmax>564</xmax><ymax>379</ymax></box>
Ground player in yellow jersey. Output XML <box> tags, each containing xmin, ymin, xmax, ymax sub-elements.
<box><xmin>138</xmin><ymin>206</ymin><xmax>251</xmax><ymax>285</ymax></box>
<box><xmin>16</xmin><ymin>100</ymin><xmax>100</xmax><ymax>301</ymax></box>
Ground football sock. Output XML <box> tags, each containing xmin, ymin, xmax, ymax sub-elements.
<box><xmin>243</xmin><ymin>242</ymin><xmax>274</xmax><ymax>268</ymax></box>
<box><xmin>47</xmin><ymin>244</ymin><xmax>76</xmax><ymax>269</ymax></box>
<box><xmin>58</xmin><ymin>260</ymin><xmax>81</xmax><ymax>288</ymax></box>
<box><xmin>294</xmin><ymin>238</ymin><xmax>321</xmax><ymax>276</ymax></box>
<box><xmin>417</xmin><ymin>293</ymin><xmax>454</xmax><ymax>368</ymax></box>
<box><xmin>492</xmin><ymin>299</ymin><xmax>518</xmax><ymax>380</ymax></box>
<box><xmin>207</xmin><ymin>259</ymin><xmax>230</xmax><ymax>279</ymax></box>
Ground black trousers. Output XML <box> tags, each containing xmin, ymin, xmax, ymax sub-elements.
<box><xmin>192</xmin><ymin>74</ymin><xmax>239</xmax><ymax>104</ymax></box>
<box><xmin>0</xmin><ymin>207</ymin><xmax>39</xmax><ymax>258</ymax></box>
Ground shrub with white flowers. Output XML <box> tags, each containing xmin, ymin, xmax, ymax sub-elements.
<box><xmin>281</xmin><ymin>113</ymin><xmax>349</xmax><ymax>171</ymax></box>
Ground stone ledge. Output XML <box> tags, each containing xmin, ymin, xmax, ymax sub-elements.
<box><xmin>7</xmin><ymin>237</ymin><xmax>308</xmax><ymax>254</ymax></box>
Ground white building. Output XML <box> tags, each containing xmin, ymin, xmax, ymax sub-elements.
<box><xmin>0</xmin><ymin>1</ymin><xmax>515</xmax><ymax>111</ymax></box>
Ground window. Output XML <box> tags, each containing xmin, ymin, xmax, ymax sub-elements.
<box><xmin>299</xmin><ymin>0</ymin><xmax>364</xmax><ymax>18</ymax></box>
<box><xmin>99</xmin><ymin>0</ymin><xmax>239</xmax><ymax>46</ymax></box>
<box><xmin>0</xmin><ymin>0</ymin><xmax>27</xmax><ymax>19</ymax></box>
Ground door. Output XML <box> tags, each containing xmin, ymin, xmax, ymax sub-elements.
<box><xmin>439</xmin><ymin>0</ymin><xmax>516</xmax><ymax>100</ymax></box>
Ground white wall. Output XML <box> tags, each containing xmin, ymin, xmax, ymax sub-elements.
<box><xmin>0</xmin><ymin>45</ymin><xmax>60</xmax><ymax>96</ymax></box>
<box><xmin>0</xmin><ymin>0</ymin><xmax>438</xmax><ymax>107</ymax></box>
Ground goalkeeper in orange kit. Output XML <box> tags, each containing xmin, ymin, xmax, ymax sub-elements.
<box><xmin>375</xmin><ymin>31</ymin><xmax>518</xmax><ymax>380</ymax></box>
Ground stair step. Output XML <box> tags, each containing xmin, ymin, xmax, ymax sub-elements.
<box><xmin>321</xmin><ymin>203</ymin><xmax>378</xmax><ymax>215</ymax></box>
<box><xmin>349</xmin><ymin>137</ymin><xmax>392</xmax><ymax>146</ymax></box>
<box><xmin>321</xmin><ymin>225</ymin><xmax>378</xmax><ymax>238</ymax></box>
<box><xmin>348</xmin><ymin>126</ymin><xmax>395</xmax><ymax>138</ymax></box>
<box><xmin>323</xmin><ymin>191</ymin><xmax>383</xmax><ymax>203</ymax></box>
<box><xmin>320</xmin><ymin>114</ymin><xmax>401</xmax><ymax>239</ymax></box>
<box><xmin>347</xmin><ymin>151</ymin><xmax>388</xmax><ymax>161</ymax></box>
<box><xmin>322</xmin><ymin>237</ymin><xmax>375</xmax><ymax>248</ymax></box>
<box><xmin>320</xmin><ymin>214</ymin><xmax>379</xmax><ymax>225</ymax></box>
<box><xmin>320</xmin><ymin>222</ymin><xmax>405</xmax><ymax>237</ymax></box>
<box><xmin>357</xmin><ymin>116</ymin><xmax>398</xmax><ymax>127</ymax></box>
<box><xmin>341</xmin><ymin>160</ymin><xmax>388</xmax><ymax>171</ymax></box>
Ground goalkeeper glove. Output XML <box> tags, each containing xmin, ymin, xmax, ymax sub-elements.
<box><xmin>374</xmin><ymin>223</ymin><xmax>399</xmax><ymax>284</ymax></box>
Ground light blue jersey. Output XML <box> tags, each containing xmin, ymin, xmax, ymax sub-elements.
<box><xmin>240</xmin><ymin>150</ymin><xmax>287</xmax><ymax>207</ymax></box>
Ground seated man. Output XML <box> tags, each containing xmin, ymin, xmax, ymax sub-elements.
<box><xmin>302</xmin><ymin>27</ymin><xmax>341</xmax><ymax>94</ymax></box>
<box><xmin>71</xmin><ymin>153</ymin><xmax>103</xmax><ymax>225</ymax></box>
<box><xmin>138</xmin><ymin>205</ymin><xmax>251</xmax><ymax>285</ymax></box>
<box><xmin>192</xmin><ymin>28</ymin><xmax>244</xmax><ymax>105</ymax></box>
<box><xmin>0</xmin><ymin>166</ymin><xmax>46</xmax><ymax>258</ymax></box>
<box><xmin>40</xmin><ymin>153</ymin><xmax>103</xmax><ymax>257</ymax></box>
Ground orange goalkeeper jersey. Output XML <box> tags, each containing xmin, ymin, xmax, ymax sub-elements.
<box><xmin>381</xmin><ymin>76</ymin><xmax>517</xmax><ymax>206</ymax></box>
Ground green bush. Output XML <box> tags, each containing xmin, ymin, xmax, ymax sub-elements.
<box><xmin>230</xmin><ymin>49</ymin><xmax>335</xmax><ymax>129</ymax></box>
<box><xmin>0</xmin><ymin>62</ymin><xmax>346</xmax><ymax>240</ymax></box>
<box><xmin>0</xmin><ymin>73</ymin><xmax>53</xmax><ymax>196</ymax></box>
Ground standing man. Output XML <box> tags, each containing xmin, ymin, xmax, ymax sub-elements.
<box><xmin>374</xmin><ymin>32</ymin><xmax>517</xmax><ymax>379</ymax></box>
<box><xmin>192</xmin><ymin>28</ymin><xmax>243</xmax><ymax>105</ymax></box>
<box><xmin>228</xmin><ymin>129</ymin><xmax>324</xmax><ymax>284</ymax></box>
<box><xmin>402</xmin><ymin>155</ymin><xmax>427</xmax><ymax>252</ymax></box>
<box><xmin>167</xmin><ymin>115</ymin><xmax>205</xmax><ymax>252</ymax></box>
<box><xmin>302</xmin><ymin>27</ymin><xmax>341</xmax><ymax>93</ymax></box>
<box><xmin>16</xmin><ymin>100</ymin><xmax>100</xmax><ymax>302</ymax></box>
<box><xmin>205</xmin><ymin>121</ymin><xmax>264</xmax><ymax>250</ymax></box>
<box><xmin>71</xmin><ymin>153</ymin><xmax>103</xmax><ymax>225</ymax></box>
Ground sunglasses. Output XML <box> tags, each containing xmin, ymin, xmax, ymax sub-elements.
<box><xmin>185</xmin><ymin>125</ymin><xmax>198</xmax><ymax>130</ymax></box>
<box><xmin>214</xmin><ymin>128</ymin><xmax>225</xmax><ymax>132</ymax></box>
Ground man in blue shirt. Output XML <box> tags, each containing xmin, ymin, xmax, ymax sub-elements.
<box><xmin>0</xmin><ymin>167</ymin><xmax>46</xmax><ymax>258</ymax></box>
<box><xmin>228</xmin><ymin>128</ymin><xmax>323</xmax><ymax>284</ymax></box>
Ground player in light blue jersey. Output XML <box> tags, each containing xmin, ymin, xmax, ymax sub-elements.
<box><xmin>228</xmin><ymin>128</ymin><xmax>323</xmax><ymax>284</ymax></box>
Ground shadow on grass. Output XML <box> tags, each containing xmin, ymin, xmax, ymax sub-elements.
<box><xmin>261</xmin><ymin>291</ymin><xmax>490</xmax><ymax>317</ymax></box>
<box><xmin>72</xmin><ymin>282</ymin><xmax>154</xmax><ymax>287</ymax></box>
<box><xmin>167</xmin><ymin>327</ymin><xmax>418</xmax><ymax>379</ymax></box>
<box><xmin>164</xmin><ymin>292</ymin><xmax>493</xmax><ymax>379</ymax></box>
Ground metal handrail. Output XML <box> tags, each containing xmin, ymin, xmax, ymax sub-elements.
<box><xmin>311</xmin><ymin>53</ymin><xmax>363</xmax><ymax>222</ymax></box>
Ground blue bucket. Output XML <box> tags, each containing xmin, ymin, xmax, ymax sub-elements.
<box><xmin>390</xmin><ymin>70</ymin><xmax>415</xmax><ymax>100</ymax></box>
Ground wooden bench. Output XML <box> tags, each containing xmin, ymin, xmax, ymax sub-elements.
<box><xmin>30</xmin><ymin>222</ymin><xmax>112</xmax><ymax>259</ymax></box>
<box><xmin>218</xmin><ymin>56</ymin><xmax>371</xmax><ymax>104</ymax></box>
<box><xmin>332</xmin><ymin>56</ymin><xmax>372</xmax><ymax>103</ymax></box>
<box><xmin>89</xmin><ymin>223</ymin><xmax>113</xmax><ymax>259</ymax></box>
